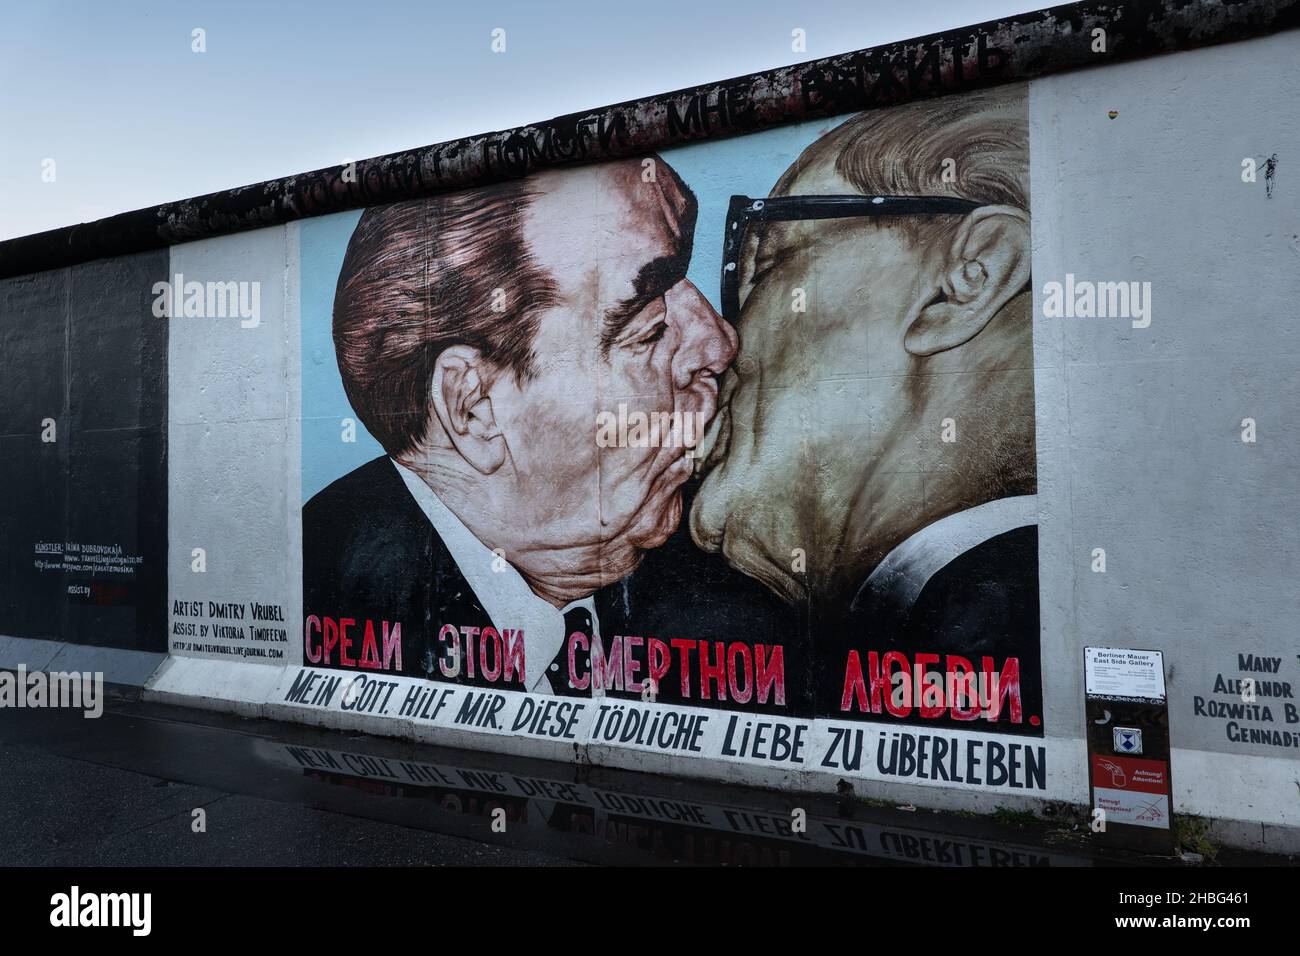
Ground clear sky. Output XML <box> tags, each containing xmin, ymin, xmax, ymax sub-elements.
<box><xmin>0</xmin><ymin>0</ymin><xmax>1036</xmax><ymax>241</ymax></box>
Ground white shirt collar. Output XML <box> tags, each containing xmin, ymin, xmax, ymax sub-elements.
<box><xmin>390</xmin><ymin>458</ymin><xmax>599</xmax><ymax>694</ymax></box>
<box><xmin>854</xmin><ymin>495</ymin><xmax>1038</xmax><ymax>614</ymax></box>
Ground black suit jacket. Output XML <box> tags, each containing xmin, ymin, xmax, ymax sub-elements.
<box><xmin>302</xmin><ymin>458</ymin><xmax>810</xmax><ymax>712</ymax></box>
<box><xmin>303</xmin><ymin>456</ymin><xmax>501</xmax><ymax>685</ymax></box>
<box><xmin>818</xmin><ymin>524</ymin><xmax>1043</xmax><ymax>734</ymax></box>
<box><xmin>302</xmin><ymin>458</ymin><xmax>1037</xmax><ymax>727</ymax></box>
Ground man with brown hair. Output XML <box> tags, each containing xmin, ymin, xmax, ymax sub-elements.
<box><xmin>303</xmin><ymin>156</ymin><xmax>737</xmax><ymax>695</ymax></box>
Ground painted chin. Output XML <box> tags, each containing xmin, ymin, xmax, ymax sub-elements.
<box><xmin>688</xmin><ymin>453</ymin><xmax>733</xmax><ymax>552</ymax></box>
<box><xmin>690</xmin><ymin>461</ymin><xmax>806</xmax><ymax>605</ymax></box>
<box><xmin>635</xmin><ymin>488</ymin><xmax>683</xmax><ymax>550</ymax></box>
<box><xmin>627</xmin><ymin>452</ymin><xmax>693</xmax><ymax>549</ymax></box>
<box><xmin>722</xmin><ymin>530</ymin><xmax>805</xmax><ymax>605</ymax></box>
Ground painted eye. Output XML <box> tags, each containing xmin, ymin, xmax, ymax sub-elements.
<box><xmin>747</xmin><ymin>262</ymin><xmax>775</xmax><ymax>288</ymax></box>
<box><xmin>638</xmin><ymin>322</ymin><xmax>668</xmax><ymax>346</ymax></box>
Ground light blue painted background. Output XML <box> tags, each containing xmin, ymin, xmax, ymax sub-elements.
<box><xmin>301</xmin><ymin>208</ymin><xmax>371</xmax><ymax>502</ymax></box>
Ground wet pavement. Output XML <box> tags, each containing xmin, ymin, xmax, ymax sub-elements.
<box><xmin>0</xmin><ymin>690</ymin><xmax>1283</xmax><ymax>867</ymax></box>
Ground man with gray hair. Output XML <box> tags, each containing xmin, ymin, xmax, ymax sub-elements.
<box><xmin>691</xmin><ymin>86</ymin><xmax>1043</xmax><ymax>732</ymax></box>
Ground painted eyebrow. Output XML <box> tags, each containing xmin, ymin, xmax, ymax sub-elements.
<box><xmin>600</xmin><ymin>251</ymin><xmax>690</xmax><ymax>351</ymax></box>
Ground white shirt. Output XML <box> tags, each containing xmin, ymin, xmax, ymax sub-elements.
<box><xmin>390</xmin><ymin>459</ymin><xmax>600</xmax><ymax>694</ymax></box>
<box><xmin>853</xmin><ymin>495</ymin><xmax>1039</xmax><ymax>615</ymax></box>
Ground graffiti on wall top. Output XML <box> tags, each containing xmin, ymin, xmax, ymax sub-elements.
<box><xmin>6</xmin><ymin>0</ymin><xmax>1295</xmax><ymax>279</ymax></box>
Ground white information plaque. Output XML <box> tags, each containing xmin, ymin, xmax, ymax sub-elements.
<box><xmin>1084</xmin><ymin>647</ymin><xmax>1166</xmax><ymax>702</ymax></box>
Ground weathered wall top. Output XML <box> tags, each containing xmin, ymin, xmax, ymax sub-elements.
<box><xmin>1</xmin><ymin>0</ymin><xmax>1296</xmax><ymax>279</ymax></box>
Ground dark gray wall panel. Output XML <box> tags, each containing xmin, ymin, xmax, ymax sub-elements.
<box><xmin>0</xmin><ymin>250</ymin><xmax>168</xmax><ymax>651</ymax></box>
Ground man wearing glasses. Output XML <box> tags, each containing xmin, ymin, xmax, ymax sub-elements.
<box><xmin>690</xmin><ymin>87</ymin><xmax>1043</xmax><ymax>731</ymax></box>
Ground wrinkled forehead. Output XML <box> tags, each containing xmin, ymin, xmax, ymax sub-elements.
<box><xmin>522</xmin><ymin>160</ymin><xmax>689</xmax><ymax>268</ymax></box>
<box><xmin>772</xmin><ymin>140</ymin><xmax>853</xmax><ymax>198</ymax></box>
<box><xmin>741</xmin><ymin>148</ymin><xmax>859</xmax><ymax>266</ymax></box>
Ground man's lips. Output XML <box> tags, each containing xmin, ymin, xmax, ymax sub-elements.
<box><xmin>695</xmin><ymin>404</ymin><xmax>731</xmax><ymax>476</ymax></box>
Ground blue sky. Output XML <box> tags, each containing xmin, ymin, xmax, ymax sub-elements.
<box><xmin>0</xmin><ymin>0</ymin><xmax>1035</xmax><ymax>241</ymax></box>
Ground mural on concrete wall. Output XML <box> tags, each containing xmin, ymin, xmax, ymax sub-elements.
<box><xmin>1</xmin><ymin>21</ymin><xmax>1279</xmax><ymax>821</ymax></box>
<box><xmin>300</xmin><ymin>85</ymin><xmax>1043</xmax><ymax>739</ymax></box>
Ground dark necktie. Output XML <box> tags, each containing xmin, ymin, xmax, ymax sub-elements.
<box><xmin>548</xmin><ymin>605</ymin><xmax>594</xmax><ymax>695</ymax></box>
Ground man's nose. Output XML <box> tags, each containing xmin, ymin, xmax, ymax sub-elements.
<box><xmin>667</xmin><ymin>280</ymin><xmax>738</xmax><ymax>388</ymax></box>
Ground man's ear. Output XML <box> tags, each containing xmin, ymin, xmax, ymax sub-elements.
<box><xmin>430</xmin><ymin>345</ymin><xmax>507</xmax><ymax>475</ymax></box>
<box><xmin>903</xmin><ymin>205</ymin><xmax>1030</xmax><ymax>357</ymax></box>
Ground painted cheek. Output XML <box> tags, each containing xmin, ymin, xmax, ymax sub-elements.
<box><xmin>612</xmin><ymin>351</ymin><xmax>671</xmax><ymax>404</ymax></box>
<box><xmin>520</xmin><ymin>387</ymin><xmax>587</xmax><ymax>475</ymax></box>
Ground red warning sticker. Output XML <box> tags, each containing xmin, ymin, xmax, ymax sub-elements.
<box><xmin>1091</xmin><ymin>755</ymin><xmax>1168</xmax><ymax>795</ymax></box>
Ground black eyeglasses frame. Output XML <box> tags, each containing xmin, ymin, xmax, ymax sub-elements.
<box><xmin>720</xmin><ymin>194</ymin><xmax>982</xmax><ymax>323</ymax></box>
